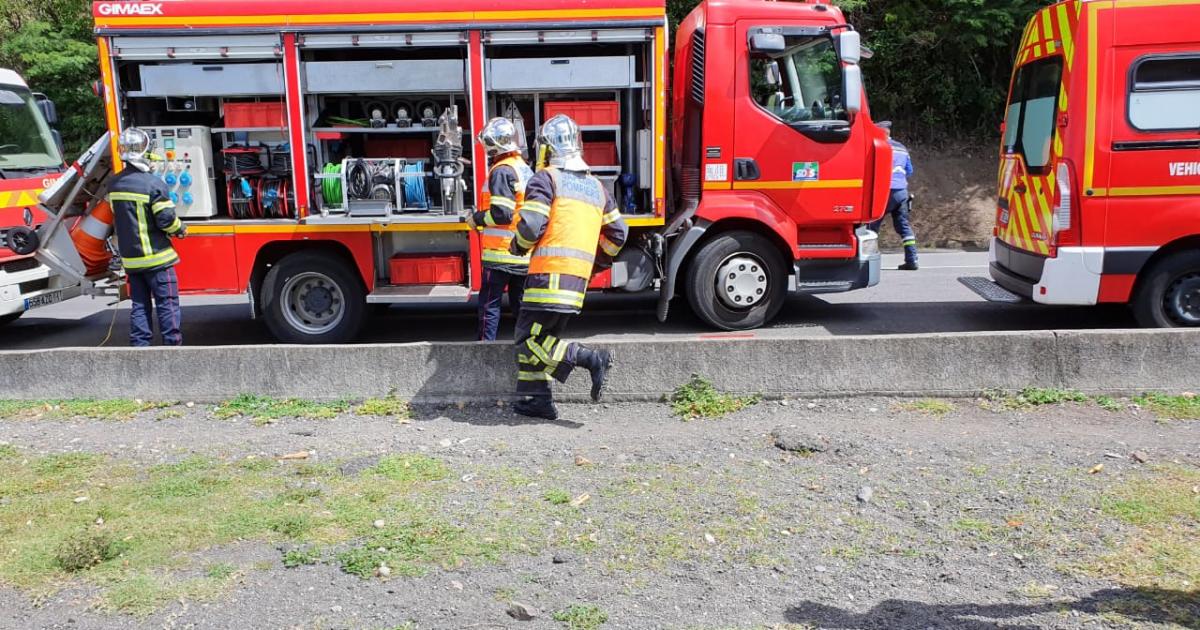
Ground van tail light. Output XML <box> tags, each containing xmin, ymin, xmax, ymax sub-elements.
<box><xmin>1049</xmin><ymin>160</ymin><xmax>1080</xmax><ymax>254</ymax></box>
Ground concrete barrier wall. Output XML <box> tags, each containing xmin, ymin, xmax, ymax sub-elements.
<box><xmin>0</xmin><ymin>329</ymin><xmax>1197</xmax><ymax>402</ymax></box>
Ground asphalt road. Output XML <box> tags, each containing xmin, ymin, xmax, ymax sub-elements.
<box><xmin>0</xmin><ymin>251</ymin><xmax>1137</xmax><ymax>349</ymax></box>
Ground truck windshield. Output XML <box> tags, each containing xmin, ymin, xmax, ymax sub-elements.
<box><xmin>750</xmin><ymin>35</ymin><xmax>846</xmax><ymax>124</ymax></box>
<box><xmin>0</xmin><ymin>85</ymin><xmax>62</xmax><ymax>171</ymax></box>
<box><xmin>1002</xmin><ymin>56</ymin><xmax>1062</xmax><ymax>171</ymax></box>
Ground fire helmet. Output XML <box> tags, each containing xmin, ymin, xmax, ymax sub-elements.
<box><xmin>538</xmin><ymin>114</ymin><xmax>588</xmax><ymax>172</ymax></box>
<box><xmin>478</xmin><ymin>117</ymin><xmax>521</xmax><ymax>158</ymax></box>
<box><xmin>118</xmin><ymin>127</ymin><xmax>153</xmax><ymax>172</ymax></box>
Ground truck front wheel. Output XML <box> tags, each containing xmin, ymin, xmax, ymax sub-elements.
<box><xmin>261</xmin><ymin>251</ymin><xmax>367</xmax><ymax>343</ymax></box>
<box><xmin>1132</xmin><ymin>250</ymin><xmax>1200</xmax><ymax>328</ymax></box>
<box><xmin>686</xmin><ymin>231</ymin><xmax>787</xmax><ymax>331</ymax></box>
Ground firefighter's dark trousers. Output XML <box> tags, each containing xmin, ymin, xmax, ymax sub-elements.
<box><xmin>514</xmin><ymin>309</ymin><xmax>582</xmax><ymax>397</ymax></box>
<box><xmin>128</xmin><ymin>266</ymin><xmax>182</xmax><ymax>347</ymax></box>
<box><xmin>477</xmin><ymin>267</ymin><xmax>526</xmax><ymax>341</ymax></box>
<box><xmin>869</xmin><ymin>188</ymin><xmax>918</xmax><ymax>266</ymax></box>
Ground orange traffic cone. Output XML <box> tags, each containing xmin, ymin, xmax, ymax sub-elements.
<box><xmin>70</xmin><ymin>200</ymin><xmax>114</xmax><ymax>276</ymax></box>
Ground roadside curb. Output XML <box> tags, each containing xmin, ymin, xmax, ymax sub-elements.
<box><xmin>1</xmin><ymin>329</ymin><xmax>1196</xmax><ymax>402</ymax></box>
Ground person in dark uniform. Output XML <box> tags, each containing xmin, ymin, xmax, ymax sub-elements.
<box><xmin>869</xmin><ymin>122</ymin><xmax>919</xmax><ymax>270</ymax></box>
<box><xmin>469</xmin><ymin>117</ymin><xmax>534</xmax><ymax>341</ymax></box>
<box><xmin>107</xmin><ymin>127</ymin><xmax>187</xmax><ymax>346</ymax></box>
<box><xmin>507</xmin><ymin>114</ymin><xmax>629</xmax><ymax>420</ymax></box>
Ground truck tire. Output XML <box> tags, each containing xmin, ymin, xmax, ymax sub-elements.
<box><xmin>685</xmin><ymin>231</ymin><xmax>787</xmax><ymax>331</ymax></box>
<box><xmin>0</xmin><ymin>312</ymin><xmax>21</xmax><ymax>327</ymax></box>
<box><xmin>261</xmin><ymin>251</ymin><xmax>367</xmax><ymax>343</ymax></box>
<box><xmin>1132</xmin><ymin>250</ymin><xmax>1200</xmax><ymax>328</ymax></box>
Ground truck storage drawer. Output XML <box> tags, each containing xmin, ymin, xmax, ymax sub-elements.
<box><xmin>304</xmin><ymin>59</ymin><xmax>465</xmax><ymax>93</ymax></box>
<box><xmin>139</xmin><ymin>63</ymin><xmax>284</xmax><ymax>96</ymax></box>
<box><xmin>486</xmin><ymin>56</ymin><xmax>635</xmax><ymax>90</ymax></box>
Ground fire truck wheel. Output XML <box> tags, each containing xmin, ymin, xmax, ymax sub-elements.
<box><xmin>0</xmin><ymin>312</ymin><xmax>21</xmax><ymax>327</ymax></box>
<box><xmin>261</xmin><ymin>251</ymin><xmax>367</xmax><ymax>343</ymax></box>
<box><xmin>686</xmin><ymin>231</ymin><xmax>787</xmax><ymax>331</ymax></box>
<box><xmin>1133</xmin><ymin>250</ymin><xmax>1200</xmax><ymax>328</ymax></box>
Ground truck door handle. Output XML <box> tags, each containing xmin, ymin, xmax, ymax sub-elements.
<box><xmin>734</xmin><ymin>158</ymin><xmax>760</xmax><ymax>181</ymax></box>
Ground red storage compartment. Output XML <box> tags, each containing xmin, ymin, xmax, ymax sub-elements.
<box><xmin>389</xmin><ymin>254</ymin><xmax>465</xmax><ymax>286</ymax></box>
<box><xmin>224</xmin><ymin>101</ymin><xmax>287</xmax><ymax>129</ymax></box>
<box><xmin>583</xmin><ymin>142</ymin><xmax>618</xmax><ymax>167</ymax></box>
<box><xmin>543</xmin><ymin>101</ymin><xmax>619</xmax><ymax>126</ymax></box>
<box><xmin>365</xmin><ymin>136</ymin><xmax>433</xmax><ymax>159</ymax></box>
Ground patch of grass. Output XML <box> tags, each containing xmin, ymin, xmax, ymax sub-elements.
<box><xmin>1134</xmin><ymin>393</ymin><xmax>1200</xmax><ymax>420</ymax></box>
<box><xmin>370</xmin><ymin>454</ymin><xmax>449</xmax><ymax>483</ymax></box>
<box><xmin>99</xmin><ymin>571</ymin><xmax>231</xmax><ymax>617</ymax></box>
<box><xmin>214</xmin><ymin>394</ymin><xmax>349</xmax><ymax>424</ymax></box>
<box><xmin>54</xmin><ymin>532</ymin><xmax>123</xmax><ymax>572</ymax></box>
<box><xmin>0</xmin><ymin>443</ymin><xmax>18</xmax><ymax>459</ymax></box>
<box><xmin>1090</xmin><ymin>465</ymin><xmax>1200</xmax><ymax>590</ymax></box>
<box><xmin>355</xmin><ymin>396</ymin><xmax>411</xmax><ymax>421</ymax></box>
<box><xmin>553</xmin><ymin>603</ymin><xmax>608</xmax><ymax>630</ymax></box>
<box><xmin>204</xmin><ymin>562</ymin><xmax>237</xmax><ymax>580</ymax></box>
<box><xmin>670</xmin><ymin>375</ymin><xmax>759</xmax><ymax>420</ymax></box>
<box><xmin>337</xmin><ymin>516</ymin><xmax>503</xmax><ymax>579</ymax></box>
<box><xmin>1004</xmin><ymin>388</ymin><xmax>1089</xmax><ymax>409</ymax></box>
<box><xmin>899</xmin><ymin>399</ymin><xmax>955</xmax><ymax>416</ymax></box>
<box><xmin>1016</xmin><ymin>581</ymin><xmax>1059</xmax><ymax>599</ymax></box>
<box><xmin>544</xmin><ymin>489</ymin><xmax>572</xmax><ymax>505</ymax></box>
<box><xmin>1094</xmin><ymin>395</ymin><xmax>1123</xmax><ymax>412</ymax></box>
<box><xmin>0</xmin><ymin>399</ymin><xmax>170</xmax><ymax>421</ymax></box>
<box><xmin>281</xmin><ymin>546</ymin><xmax>323</xmax><ymax>568</ymax></box>
<box><xmin>951</xmin><ymin>517</ymin><xmax>998</xmax><ymax>540</ymax></box>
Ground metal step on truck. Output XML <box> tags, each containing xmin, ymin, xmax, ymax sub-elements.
<box><xmin>0</xmin><ymin>68</ymin><xmax>80</xmax><ymax>327</ymax></box>
<box><xmin>31</xmin><ymin>0</ymin><xmax>894</xmax><ymax>343</ymax></box>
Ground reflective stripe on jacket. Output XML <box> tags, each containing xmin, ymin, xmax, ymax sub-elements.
<box><xmin>510</xmin><ymin>167</ymin><xmax>628</xmax><ymax>314</ymax></box>
<box><xmin>107</xmin><ymin>169</ymin><xmax>182</xmax><ymax>274</ymax></box>
<box><xmin>477</xmin><ymin>155</ymin><xmax>533</xmax><ymax>270</ymax></box>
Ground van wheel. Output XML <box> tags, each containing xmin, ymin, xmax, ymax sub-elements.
<box><xmin>686</xmin><ymin>231</ymin><xmax>787</xmax><ymax>330</ymax></box>
<box><xmin>1132</xmin><ymin>250</ymin><xmax>1200</xmax><ymax>328</ymax></box>
<box><xmin>261</xmin><ymin>251</ymin><xmax>366</xmax><ymax>343</ymax></box>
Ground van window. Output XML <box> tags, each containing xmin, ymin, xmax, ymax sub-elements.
<box><xmin>749</xmin><ymin>34</ymin><xmax>845</xmax><ymax>124</ymax></box>
<box><xmin>1129</xmin><ymin>55</ymin><xmax>1200</xmax><ymax>131</ymax></box>
<box><xmin>1002</xmin><ymin>56</ymin><xmax>1062</xmax><ymax>171</ymax></box>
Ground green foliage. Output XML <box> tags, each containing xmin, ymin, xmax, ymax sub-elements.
<box><xmin>544</xmin><ymin>488</ymin><xmax>572</xmax><ymax>505</ymax></box>
<box><xmin>671</xmin><ymin>375</ymin><xmax>758</xmax><ymax>419</ymax></box>
<box><xmin>553</xmin><ymin>604</ymin><xmax>609</xmax><ymax>630</ymax></box>
<box><xmin>215</xmin><ymin>394</ymin><xmax>349</xmax><ymax>424</ymax></box>
<box><xmin>1134</xmin><ymin>393</ymin><xmax>1200</xmax><ymax>420</ymax></box>
<box><xmin>281</xmin><ymin>546</ymin><xmax>322</xmax><ymax>568</ymax></box>
<box><xmin>0</xmin><ymin>0</ymin><xmax>104</xmax><ymax>156</ymax></box>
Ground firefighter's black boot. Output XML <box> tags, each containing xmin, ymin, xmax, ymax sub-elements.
<box><xmin>513</xmin><ymin>396</ymin><xmax>559</xmax><ymax>421</ymax></box>
<box><xmin>576</xmin><ymin>347</ymin><xmax>613</xmax><ymax>402</ymax></box>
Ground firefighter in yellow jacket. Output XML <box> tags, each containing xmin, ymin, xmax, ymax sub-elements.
<box><xmin>469</xmin><ymin>117</ymin><xmax>534</xmax><ymax>340</ymax></box>
<box><xmin>507</xmin><ymin>114</ymin><xmax>628</xmax><ymax>420</ymax></box>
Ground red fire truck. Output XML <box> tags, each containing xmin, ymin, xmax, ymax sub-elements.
<box><xmin>966</xmin><ymin>0</ymin><xmax>1200</xmax><ymax>327</ymax></box>
<box><xmin>0</xmin><ymin>68</ymin><xmax>77</xmax><ymax>326</ymax></box>
<box><xmin>39</xmin><ymin>0</ymin><xmax>892</xmax><ymax>343</ymax></box>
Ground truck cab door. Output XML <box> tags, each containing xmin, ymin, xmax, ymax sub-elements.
<box><xmin>731</xmin><ymin>24</ymin><xmax>872</xmax><ymax>231</ymax></box>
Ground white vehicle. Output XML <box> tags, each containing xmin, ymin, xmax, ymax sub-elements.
<box><xmin>0</xmin><ymin>68</ymin><xmax>78</xmax><ymax>326</ymax></box>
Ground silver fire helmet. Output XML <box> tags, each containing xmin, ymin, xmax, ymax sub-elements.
<box><xmin>118</xmin><ymin>127</ymin><xmax>153</xmax><ymax>172</ymax></box>
<box><xmin>478</xmin><ymin>117</ymin><xmax>521</xmax><ymax>158</ymax></box>
<box><xmin>538</xmin><ymin>114</ymin><xmax>588</xmax><ymax>172</ymax></box>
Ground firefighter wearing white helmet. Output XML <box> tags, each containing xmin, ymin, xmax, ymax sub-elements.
<box><xmin>505</xmin><ymin>114</ymin><xmax>629</xmax><ymax>420</ymax></box>
<box><xmin>108</xmin><ymin>127</ymin><xmax>187</xmax><ymax>346</ymax></box>
<box><xmin>470</xmin><ymin>117</ymin><xmax>534</xmax><ymax>341</ymax></box>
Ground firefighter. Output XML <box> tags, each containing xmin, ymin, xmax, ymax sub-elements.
<box><xmin>870</xmin><ymin>122</ymin><xmax>919</xmax><ymax>270</ymax></box>
<box><xmin>108</xmin><ymin>127</ymin><xmax>187</xmax><ymax>346</ymax></box>
<box><xmin>507</xmin><ymin>114</ymin><xmax>628</xmax><ymax>420</ymax></box>
<box><xmin>469</xmin><ymin>117</ymin><xmax>534</xmax><ymax>341</ymax></box>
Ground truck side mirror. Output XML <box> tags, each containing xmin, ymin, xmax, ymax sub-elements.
<box><xmin>33</xmin><ymin>93</ymin><xmax>59</xmax><ymax>126</ymax></box>
<box><xmin>764</xmin><ymin>61</ymin><xmax>782</xmax><ymax>87</ymax></box>
<box><xmin>838</xmin><ymin>31</ymin><xmax>862</xmax><ymax>65</ymax></box>
<box><xmin>51</xmin><ymin>129</ymin><xmax>65</xmax><ymax>158</ymax></box>
<box><xmin>749</xmin><ymin>32</ymin><xmax>786</xmax><ymax>54</ymax></box>
<box><xmin>843</xmin><ymin>65</ymin><xmax>863</xmax><ymax>115</ymax></box>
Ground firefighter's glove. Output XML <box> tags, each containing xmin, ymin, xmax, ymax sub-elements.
<box><xmin>174</xmin><ymin>225</ymin><xmax>188</xmax><ymax>239</ymax></box>
<box><xmin>465</xmin><ymin>212</ymin><xmax>479</xmax><ymax>230</ymax></box>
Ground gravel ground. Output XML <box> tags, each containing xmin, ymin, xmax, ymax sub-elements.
<box><xmin>1</xmin><ymin>397</ymin><xmax>1198</xmax><ymax>630</ymax></box>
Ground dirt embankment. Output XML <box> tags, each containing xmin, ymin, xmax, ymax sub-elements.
<box><xmin>880</xmin><ymin>141</ymin><xmax>998</xmax><ymax>251</ymax></box>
